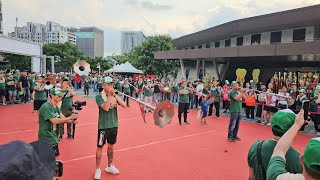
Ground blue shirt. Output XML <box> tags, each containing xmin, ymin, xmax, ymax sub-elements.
<box><xmin>200</xmin><ymin>101</ymin><xmax>209</xmax><ymax>112</ymax></box>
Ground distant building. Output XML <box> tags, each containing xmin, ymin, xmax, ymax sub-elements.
<box><xmin>8</xmin><ymin>21</ymin><xmax>76</xmax><ymax>45</ymax></box>
<box><xmin>121</xmin><ymin>31</ymin><xmax>147</xmax><ymax>54</ymax></box>
<box><xmin>72</xmin><ymin>27</ymin><xmax>104</xmax><ymax>57</ymax></box>
<box><xmin>0</xmin><ymin>0</ymin><xmax>3</xmax><ymax>34</ymax></box>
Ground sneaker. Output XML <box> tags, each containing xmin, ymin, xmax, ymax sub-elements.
<box><xmin>58</xmin><ymin>135</ymin><xmax>63</xmax><ymax>141</ymax></box>
<box><xmin>263</xmin><ymin>121</ymin><xmax>269</xmax><ymax>125</ymax></box>
<box><xmin>2</xmin><ymin>103</ymin><xmax>6</xmax><ymax>106</ymax></box>
<box><xmin>94</xmin><ymin>168</ymin><xmax>101</xmax><ymax>179</ymax></box>
<box><xmin>227</xmin><ymin>138</ymin><xmax>235</xmax><ymax>142</ymax></box>
<box><xmin>223</xmin><ymin>110</ymin><xmax>227</xmax><ymax>113</ymax></box>
<box><xmin>234</xmin><ymin>137</ymin><xmax>241</xmax><ymax>141</ymax></box>
<box><xmin>204</xmin><ymin>121</ymin><xmax>207</xmax><ymax>125</ymax></box>
<box><xmin>200</xmin><ymin>121</ymin><xmax>203</xmax><ymax>125</ymax></box>
<box><xmin>105</xmin><ymin>164</ymin><xmax>120</xmax><ymax>174</ymax></box>
<box><xmin>184</xmin><ymin>121</ymin><xmax>190</xmax><ymax>125</ymax></box>
<box><xmin>266</xmin><ymin>122</ymin><xmax>271</xmax><ymax>126</ymax></box>
<box><xmin>67</xmin><ymin>134</ymin><xmax>72</xmax><ymax>139</ymax></box>
<box><xmin>179</xmin><ymin>122</ymin><xmax>182</xmax><ymax>125</ymax></box>
<box><xmin>256</xmin><ymin>120</ymin><xmax>261</xmax><ymax>124</ymax></box>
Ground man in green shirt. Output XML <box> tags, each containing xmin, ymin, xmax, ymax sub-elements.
<box><xmin>123</xmin><ymin>78</ymin><xmax>131</xmax><ymax>107</ymax></box>
<box><xmin>38</xmin><ymin>88</ymin><xmax>78</xmax><ymax>157</ymax></box>
<box><xmin>6</xmin><ymin>73</ymin><xmax>17</xmax><ymax>104</ymax></box>
<box><xmin>248</xmin><ymin>109</ymin><xmax>302</xmax><ymax>180</ymax></box>
<box><xmin>178</xmin><ymin>80</ymin><xmax>193</xmax><ymax>125</ymax></box>
<box><xmin>33</xmin><ymin>76</ymin><xmax>47</xmax><ymax>113</ymax></box>
<box><xmin>267</xmin><ymin>109</ymin><xmax>320</xmax><ymax>180</ymax></box>
<box><xmin>0</xmin><ymin>72</ymin><xmax>7</xmax><ymax>105</ymax></box>
<box><xmin>28</xmin><ymin>72</ymin><xmax>36</xmax><ymax>102</ymax></box>
<box><xmin>143</xmin><ymin>79</ymin><xmax>153</xmax><ymax>113</ymax></box>
<box><xmin>228</xmin><ymin>81</ymin><xmax>246</xmax><ymax>142</ymax></box>
<box><xmin>94</xmin><ymin>76</ymin><xmax>126</xmax><ymax>180</ymax></box>
<box><xmin>58</xmin><ymin>78</ymin><xmax>76</xmax><ymax>140</ymax></box>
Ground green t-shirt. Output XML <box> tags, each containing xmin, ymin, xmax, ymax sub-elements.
<box><xmin>229</xmin><ymin>90</ymin><xmax>242</xmax><ymax>112</ymax></box>
<box><xmin>248</xmin><ymin>140</ymin><xmax>302</xmax><ymax>180</ymax></box>
<box><xmin>123</xmin><ymin>84</ymin><xmax>130</xmax><ymax>93</ymax></box>
<box><xmin>34</xmin><ymin>85</ymin><xmax>47</xmax><ymax>101</ymax></box>
<box><xmin>179</xmin><ymin>87</ymin><xmax>190</xmax><ymax>103</ymax></box>
<box><xmin>0</xmin><ymin>78</ymin><xmax>5</xmax><ymax>90</ymax></box>
<box><xmin>29</xmin><ymin>77</ymin><xmax>36</xmax><ymax>90</ymax></box>
<box><xmin>296</xmin><ymin>96</ymin><xmax>308</xmax><ymax>110</ymax></box>
<box><xmin>144</xmin><ymin>85</ymin><xmax>152</xmax><ymax>97</ymax></box>
<box><xmin>172</xmin><ymin>84</ymin><xmax>179</xmax><ymax>92</ymax></box>
<box><xmin>84</xmin><ymin>81</ymin><xmax>91</xmax><ymax>88</ymax></box>
<box><xmin>61</xmin><ymin>90</ymin><xmax>73</xmax><ymax>110</ymax></box>
<box><xmin>266</xmin><ymin>156</ymin><xmax>305</xmax><ymax>180</ymax></box>
<box><xmin>6</xmin><ymin>78</ymin><xmax>16</xmax><ymax>91</ymax></box>
<box><xmin>38</xmin><ymin>102</ymin><xmax>60</xmax><ymax>145</ymax></box>
<box><xmin>95</xmin><ymin>93</ymin><xmax>118</xmax><ymax>129</ymax></box>
<box><xmin>14</xmin><ymin>75</ymin><xmax>20</xmax><ymax>82</ymax></box>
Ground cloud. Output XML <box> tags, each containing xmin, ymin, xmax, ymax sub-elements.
<box><xmin>124</xmin><ymin>0</ymin><xmax>173</xmax><ymax>11</ymax></box>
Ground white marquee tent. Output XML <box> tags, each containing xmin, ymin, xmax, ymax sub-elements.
<box><xmin>105</xmin><ymin>61</ymin><xmax>143</xmax><ymax>74</ymax></box>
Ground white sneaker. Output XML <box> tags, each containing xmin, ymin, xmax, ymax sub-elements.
<box><xmin>2</xmin><ymin>103</ymin><xmax>6</xmax><ymax>106</ymax></box>
<box><xmin>105</xmin><ymin>164</ymin><xmax>120</xmax><ymax>174</ymax></box>
<box><xmin>94</xmin><ymin>168</ymin><xmax>101</xmax><ymax>179</ymax></box>
<box><xmin>266</xmin><ymin>122</ymin><xmax>271</xmax><ymax>126</ymax></box>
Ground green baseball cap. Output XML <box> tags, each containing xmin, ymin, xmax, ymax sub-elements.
<box><xmin>102</xmin><ymin>76</ymin><xmax>113</xmax><ymax>84</ymax></box>
<box><xmin>225</xmin><ymin>80</ymin><xmax>230</xmax><ymax>85</ymax></box>
<box><xmin>271</xmin><ymin>109</ymin><xmax>296</xmax><ymax>135</ymax></box>
<box><xmin>299</xmin><ymin>89</ymin><xmax>306</xmax><ymax>93</ymax></box>
<box><xmin>50</xmin><ymin>88</ymin><xmax>65</xmax><ymax>97</ymax></box>
<box><xmin>304</xmin><ymin>137</ymin><xmax>320</xmax><ymax>176</ymax></box>
<box><xmin>230</xmin><ymin>81</ymin><xmax>238</xmax><ymax>87</ymax></box>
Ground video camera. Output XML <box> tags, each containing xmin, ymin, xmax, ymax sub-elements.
<box><xmin>72</xmin><ymin>101</ymin><xmax>86</xmax><ymax>110</ymax></box>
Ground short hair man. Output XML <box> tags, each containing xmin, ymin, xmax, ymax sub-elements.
<box><xmin>248</xmin><ymin>109</ymin><xmax>302</xmax><ymax>180</ymax></box>
<box><xmin>94</xmin><ymin>76</ymin><xmax>126</xmax><ymax>180</ymax></box>
<box><xmin>267</xmin><ymin>109</ymin><xmax>320</xmax><ymax>180</ymax></box>
<box><xmin>38</xmin><ymin>88</ymin><xmax>78</xmax><ymax>157</ymax></box>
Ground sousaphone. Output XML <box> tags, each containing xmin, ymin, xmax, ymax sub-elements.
<box><xmin>73</xmin><ymin>60</ymin><xmax>91</xmax><ymax>76</ymax></box>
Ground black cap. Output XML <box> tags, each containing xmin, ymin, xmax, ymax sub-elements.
<box><xmin>0</xmin><ymin>140</ymin><xmax>55</xmax><ymax>180</ymax></box>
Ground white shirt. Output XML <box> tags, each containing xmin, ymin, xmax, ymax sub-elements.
<box><xmin>196</xmin><ymin>84</ymin><xmax>204</xmax><ymax>93</ymax></box>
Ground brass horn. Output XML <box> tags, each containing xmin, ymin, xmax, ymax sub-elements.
<box><xmin>117</xmin><ymin>91</ymin><xmax>175</xmax><ymax>128</ymax></box>
<box><xmin>73</xmin><ymin>60</ymin><xmax>91</xmax><ymax>76</ymax></box>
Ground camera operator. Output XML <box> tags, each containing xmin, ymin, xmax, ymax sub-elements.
<box><xmin>38</xmin><ymin>87</ymin><xmax>78</xmax><ymax>157</ymax></box>
<box><xmin>58</xmin><ymin>78</ymin><xmax>76</xmax><ymax>140</ymax></box>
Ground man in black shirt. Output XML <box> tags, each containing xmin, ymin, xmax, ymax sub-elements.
<box><xmin>19</xmin><ymin>71</ymin><xmax>30</xmax><ymax>104</ymax></box>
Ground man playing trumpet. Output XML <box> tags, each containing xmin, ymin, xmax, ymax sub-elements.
<box><xmin>94</xmin><ymin>76</ymin><xmax>126</xmax><ymax>180</ymax></box>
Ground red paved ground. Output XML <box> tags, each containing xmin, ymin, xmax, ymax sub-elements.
<box><xmin>0</xmin><ymin>97</ymin><xmax>312</xmax><ymax>180</ymax></box>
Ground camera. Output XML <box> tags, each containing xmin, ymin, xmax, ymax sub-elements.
<box><xmin>54</xmin><ymin>160</ymin><xmax>63</xmax><ymax>177</ymax></box>
<box><xmin>72</xmin><ymin>101</ymin><xmax>86</xmax><ymax>110</ymax></box>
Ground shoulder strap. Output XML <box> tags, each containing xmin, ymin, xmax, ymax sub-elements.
<box><xmin>257</xmin><ymin>140</ymin><xmax>266</xmax><ymax>180</ymax></box>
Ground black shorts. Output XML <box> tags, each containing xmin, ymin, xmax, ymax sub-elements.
<box><xmin>264</xmin><ymin>106</ymin><xmax>278</xmax><ymax>113</ymax></box>
<box><xmin>34</xmin><ymin>100</ymin><xmax>47</xmax><ymax>110</ymax></box>
<box><xmin>52</xmin><ymin>144</ymin><xmax>60</xmax><ymax>157</ymax></box>
<box><xmin>97</xmin><ymin>127</ymin><xmax>118</xmax><ymax>147</ymax></box>
<box><xmin>178</xmin><ymin>103</ymin><xmax>189</xmax><ymax>114</ymax></box>
<box><xmin>0</xmin><ymin>89</ymin><xmax>6</xmax><ymax>96</ymax></box>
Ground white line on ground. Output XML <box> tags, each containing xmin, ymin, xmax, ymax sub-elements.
<box><xmin>64</xmin><ymin>129</ymin><xmax>217</xmax><ymax>163</ymax></box>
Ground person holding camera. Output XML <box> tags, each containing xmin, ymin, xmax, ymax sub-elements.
<box><xmin>94</xmin><ymin>76</ymin><xmax>126</xmax><ymax>180</ymax></box>
<box><xmin>38</xmin><ymin>87</ymin><xmax>78</xmax><ymax>157</ymax></box>
<box><xmin>58</xmin><ymin>78</ymin><xmax>76</xmax><ymax>140</ymax></box>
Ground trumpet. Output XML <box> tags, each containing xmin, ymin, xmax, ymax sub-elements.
<box><xmin>254</xmin><ymin>90</ymin><xmax>291</xmax><ymax>99</ymax></box>
<box><xmin>116</xmin><ymin>91</ymin><xmax>175</xmax><ymax>128</ymax></box>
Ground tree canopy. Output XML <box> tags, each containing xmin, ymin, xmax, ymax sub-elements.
<box><xmin>0</xmin><ymin>53</ymin><xmax>31</xmax><ymax>71</ymax></box>
<box><xmin>118</xmin><ymin>35</ymin><xmax>178</xmax><ymax>78</ymax></box>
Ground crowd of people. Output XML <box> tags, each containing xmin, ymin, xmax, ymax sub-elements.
<box><xmin>1</xmin><ymin>68</ymin><xmax>320</xmax><ymax>179</ymax></box>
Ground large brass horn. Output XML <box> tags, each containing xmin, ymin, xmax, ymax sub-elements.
<box><xmin>73</xmin><ymin>60</ymin><xmax>91</xmax><ymax>76</ymax></box>
<box><xmin>117</xmin><ymin>91</ymin><xmax>175</xmax><ymax>128</ymax></box>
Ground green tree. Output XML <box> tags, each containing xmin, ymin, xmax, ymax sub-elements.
<box><xmin>42</xmin><ymin>42</ymin><xmax>84</xmax><ymax>72</ymax></box>
<box><xmin>84</xmin><ymin>56</ymin><xmax>113</xmax><ymax>72</ymax></box>
<box><xmin>0</xmin><ymin>53</ymin><xmax>31</xmax><ymax>71</ymax></box>
<box><xmin>119</xmin><ymin>35</ymin><xmax>178</xmax><ymax>78</ymax></box>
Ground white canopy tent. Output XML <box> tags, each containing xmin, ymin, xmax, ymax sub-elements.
<box><xmin>105</xmin><ymin>61</ymin><xmax>143</xmax><ymax>74</ymax></box>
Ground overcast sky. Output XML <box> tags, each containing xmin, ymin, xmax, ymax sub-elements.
<box><xmin>2</xmin><ymin>0</ymin><xmax>320</xmax><ymax>56</ymax></box>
